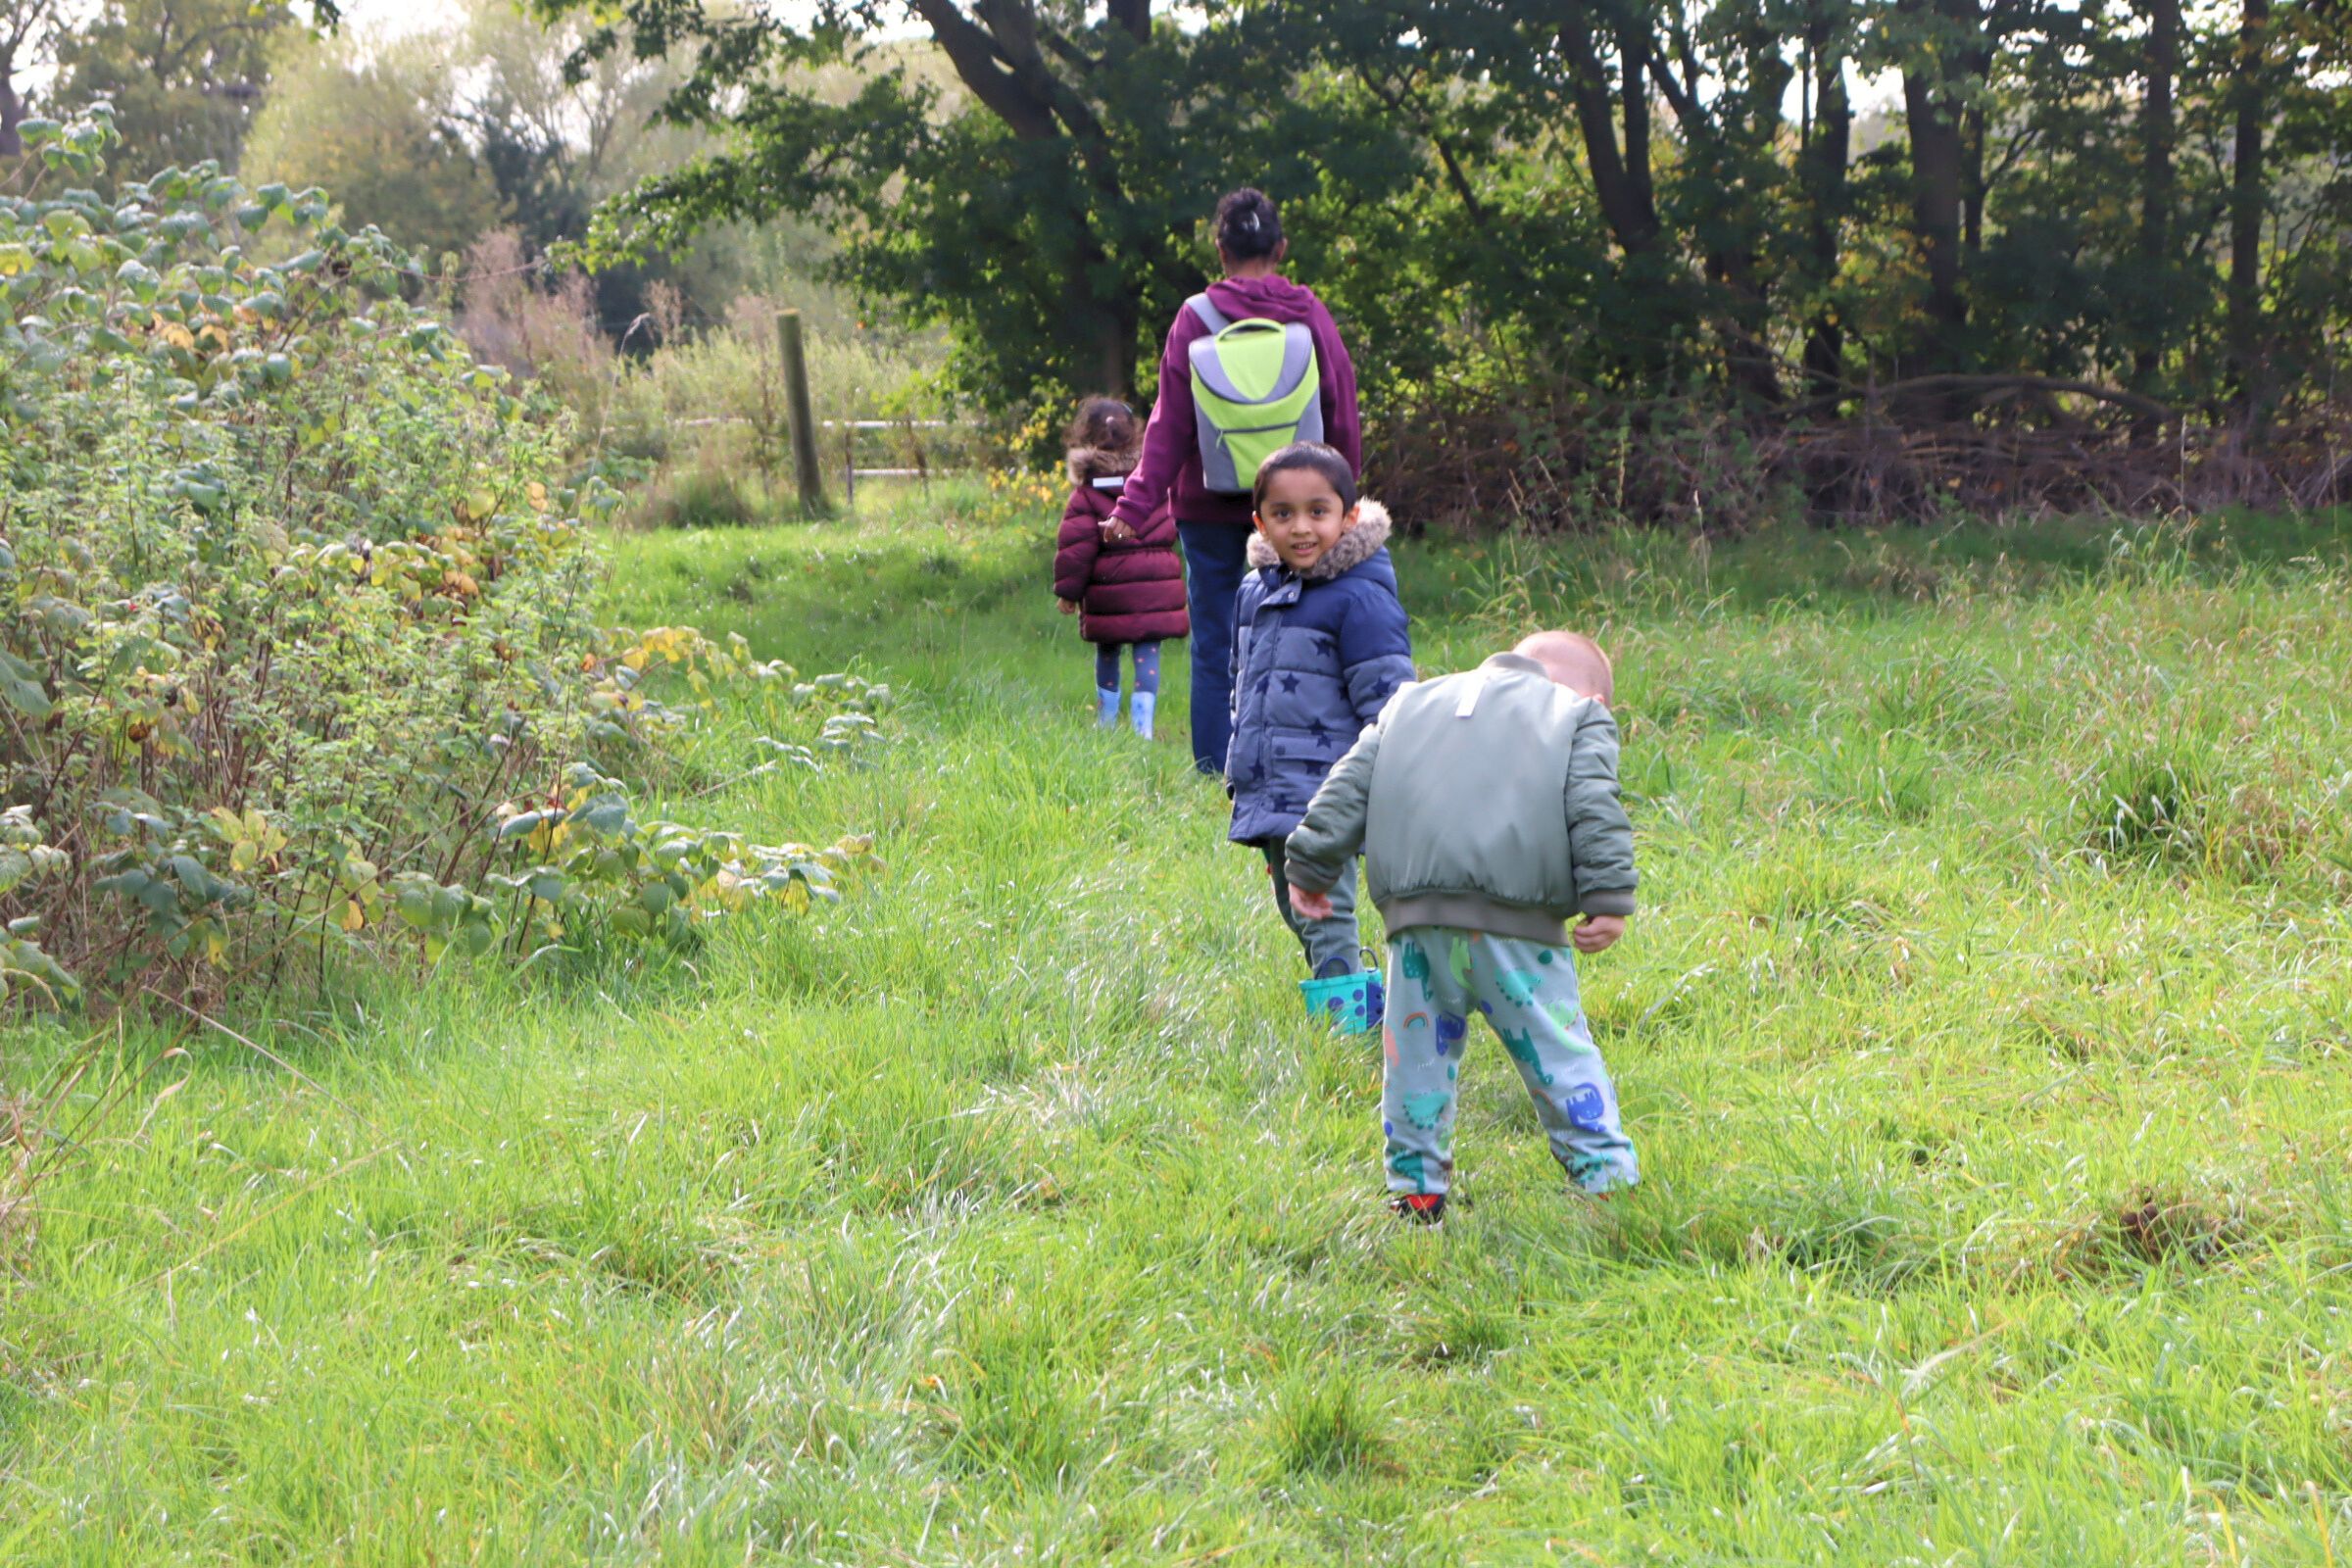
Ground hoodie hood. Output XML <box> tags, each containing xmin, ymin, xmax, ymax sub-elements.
<box><xmin>1067</xmin><ymin>444</ymin><xmax>1140</xmax><ymax>484</ymax></box>
<box><xmin>1202</xmin><ymin>273</ymin><xmax>1327</xmax><ymax>326</ymax></box>
<box><xmin>1247</xmin><ymin>499</ymin><xmax>1393</xmax><ymax>580</ymax></box>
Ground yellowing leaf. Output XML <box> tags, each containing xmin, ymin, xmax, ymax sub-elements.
<box><xmin>339</xmin><ymin>900</ymin><xmax>366</xmax><ymax>932</ymax></box>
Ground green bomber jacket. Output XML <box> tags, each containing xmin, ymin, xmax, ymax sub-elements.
<box><xmin>1285</xmin><ymin>651</ymin><xmax>1636</xmax><ymax>945</ymax></box>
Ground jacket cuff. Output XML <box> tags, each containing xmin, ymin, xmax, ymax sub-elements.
<box><xmin>1284</xmin><ymin>858</ymin><xmax>1334</xmax><ymax>895</ymax></box>
<box><xmin>1576</xmin><ymin>890</ymin><xmax>1636</xmax><ymax>917</ymax></box>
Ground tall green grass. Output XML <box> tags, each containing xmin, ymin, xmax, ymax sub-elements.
<box><xmin>6</xmin><ymin>499</ymin><xmax>2352</xmax><ymax>1564</ymax></box>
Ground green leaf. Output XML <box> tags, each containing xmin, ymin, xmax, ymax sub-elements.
<box><xmin>573</xmin><ymin>795</ymin><xmax>629</xmax><ymax>835</ymax></box>
<box><xmin>393</xmin><ymin>880</ymin><xmax>439</xmax><ymax>931</ymax></box>
<box><xmin>0</xmin><ymin>667</ymin><xmax>51</xmax><ymax>719</ymax></box>
<box><xmin>168</xmin><ymin>855</ymin><xmax>218</xmax><ymax>903</ymax></box>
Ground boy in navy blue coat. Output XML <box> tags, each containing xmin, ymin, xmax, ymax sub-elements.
<box><xmin>1227</xmin><ymin>443</ymin><xmax>1415</xmax><ymax>980</ymax></box>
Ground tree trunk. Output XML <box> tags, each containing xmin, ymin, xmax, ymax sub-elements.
<box><xmin>911</xmin><ymin>0</ymin><xmax>1148</xmax><ymax>391</ymax></box>
<box><xmin>1694</xmin><ymin>13</ymin><xmax>1788</xmax><ymax>408</ymax></box>
<box><xmin>1900</xmin><ymin>74</ymin><xmax>1967</xmax><ymax>371</ymax></box>
<box><xmin>1897</xmin><ymin>0</ymin><xmax>1979</xmax><ymax>383</ymax></box>
<box><xmin>2132</xmin><ymin>0</ymin><xmax>2180</xmax><ymax>400</ymax></box>
<box><xmin>1801</xmin><ymin>15</ymin><xmax>1852</xmax><ymax>402</ymax></box>
<box><xmin>1092</xmin><ymin>290</ymin><xmax>1140</xmax><ymax>400</ymax></box>
<box><xmin>1961</xmin><ymin>102</ymin><xmax>1985</xmax><ymax>254</ymax></box>
<box><xmin>1556</xmin><ymin>11</ymin><xmax>1658</xmax><ymax>255</ymax></box>
<box><xmin>0</xmin><ymin>50</ymin><xmax>22</xmax><ymax>160</ymax></box>
<box><xmin>2227</xmin><ymin>0</ymin><xmax>2269</xmax><ymax>413</ymax></box>
<box><xmin>1618</xmin><ymin>21</ymin><xmax>1655</xmax><ymax>237</ymax></box>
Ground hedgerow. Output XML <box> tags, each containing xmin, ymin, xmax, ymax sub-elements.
<box><xmin>0</xmin><ymin>111</ymin><xmax>878</xmax><ymax>1007</ymax></box>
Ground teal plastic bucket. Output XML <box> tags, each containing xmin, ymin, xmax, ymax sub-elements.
<box><xmin>1299</xmin><ymin>970</ymin><xmax>1385</xmax><ymax>1035</ymax></box>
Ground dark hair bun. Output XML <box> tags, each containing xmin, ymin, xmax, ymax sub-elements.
<box><xmin>1065</xmin><ymin>394</ymin><xmax>1138</xmax><ymax>454</ymax></box>
<box><xmin>1215</xmin><ymin>188</ymin><xmax>1283</xmax><ymax>263</ymax></box>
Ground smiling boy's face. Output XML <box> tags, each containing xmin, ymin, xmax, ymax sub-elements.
<box><xmin>1253</xmin><ymin>467</ymin><xmax>1358</xmax><ymax>572</ymax></box>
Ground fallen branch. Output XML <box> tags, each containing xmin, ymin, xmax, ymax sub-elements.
<box><xmin>1793</xmin><ymin>374</ymin><xmax>2180</xmax><ymax>425</ymax></box>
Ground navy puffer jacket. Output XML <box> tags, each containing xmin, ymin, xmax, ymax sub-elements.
<box><xmin>1226</xmin><ymin>501</ymin><xmax>1415</xmax><ymax>844</ymax></box>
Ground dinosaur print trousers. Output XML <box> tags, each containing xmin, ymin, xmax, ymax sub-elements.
<box><xmin>1381</xmin><ymin>927</ymin><xmax>1640</xmax><ymax>1198</ymax></box>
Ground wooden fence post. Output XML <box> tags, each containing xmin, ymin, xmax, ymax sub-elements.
<box><xmin>774</xmin><ymin>309</ymin><xmax>826</xmax><ymax>516</ymax></box>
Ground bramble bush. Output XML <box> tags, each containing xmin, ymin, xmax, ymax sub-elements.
<box><xmin>0</xmin><ymin>110</ymin><xmax>883</xmax><ymax>1008</ymax></box>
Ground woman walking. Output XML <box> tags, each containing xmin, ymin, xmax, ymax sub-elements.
<box><xmin>1106</xmin><ymin>187</ymin><xmax>1361</xmax><ymax>774</ymax></box>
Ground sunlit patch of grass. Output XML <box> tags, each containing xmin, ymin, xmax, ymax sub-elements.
<box><xmin>7</xmin><ymin>505</ymin><xmax>2352</xmax><ymax>1563</ymax></box>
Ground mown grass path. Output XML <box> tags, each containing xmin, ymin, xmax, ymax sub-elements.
<box><xmin>8</xmin><ymin>502</ymin><xmax>2352</xmax><ymax>1564</ymax></box>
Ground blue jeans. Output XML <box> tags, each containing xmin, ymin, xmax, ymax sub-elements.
<box><xmin>1176</xmin><ymin>519</ymin><xmax>1251</xmax><ymax>775</ymax></box>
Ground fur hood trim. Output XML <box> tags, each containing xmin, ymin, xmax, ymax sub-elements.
<box><xmin>1245</xmin><ymin>499</ymin><xmax>1393</xmax><ymax>579</ymax></box>
<box><xmin>1067</xmin><ymin>444</ymin><xmax>1140</xmax><ymax>484</ymax></box>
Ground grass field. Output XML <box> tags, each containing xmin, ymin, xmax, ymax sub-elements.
<box><xmin>8</xmin><ymin>494</ymin><xmax>2352</xmax><ymax>1564</ymax></box>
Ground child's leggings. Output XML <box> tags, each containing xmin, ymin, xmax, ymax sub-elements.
<box><xmin>1259</xmin><ymin>843</ymin><xmax>1360</xmax><ymax>978</ymax></box>
<box><xmin>1095</xmin><ymin>641</ymin><xmax>1160</xmax><ymax>694</ymax></box>
<box><xmin>1381</xmin><ymin>926</ymin><xmax>1639</xmax><ymax>1198</ymax></box>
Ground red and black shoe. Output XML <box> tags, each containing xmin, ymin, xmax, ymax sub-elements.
<box><xmin>1390</xmin><ymin>1193</ymin><xmax>1446</xmax><ymax>1225</ymax></box>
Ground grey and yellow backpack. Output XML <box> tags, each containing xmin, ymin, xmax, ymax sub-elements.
<box><xmin>1184</xmin><ymin>294</ymin><xmax>1323</xmax><ymax>495</ymax></box>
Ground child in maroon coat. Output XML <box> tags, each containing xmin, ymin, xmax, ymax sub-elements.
<box><xmin>1054</xmin><ymin>397</ymin><xmax>1190</xmax><ymax>737</ymax></box>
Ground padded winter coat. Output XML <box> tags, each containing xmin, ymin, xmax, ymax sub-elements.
<box><xmin>1052</xmin><ymin>446</ymin><xmax>1190</xmax><ymax>646</ymax></box>
<box><xmin>1285</xmin><ymin>652</ymin><xmax>1638</xmax><ymax>947</ymax></box>
<box><xmin>1225</xmin><ymin>500</ymin><xmax>1414</xmax><ymax>844</ymax></box>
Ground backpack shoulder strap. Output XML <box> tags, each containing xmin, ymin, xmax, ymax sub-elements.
<box><xmin>1185</xmin><ymin>292</ymin><xmax>1232</xmax><ymax>335</ymax></box>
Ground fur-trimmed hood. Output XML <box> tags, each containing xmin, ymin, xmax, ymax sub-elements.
<box><xmin>1067</xmin><ymin>444</ymin><xmax>1141</xmax><ymax>485</ymax></box>
<box><xmin>1245</xmin><ymin>499</ymin><xmax>1393</xmax><ymax>580</ymax></box>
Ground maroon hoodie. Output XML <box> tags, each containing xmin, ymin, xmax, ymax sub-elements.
<box><xmin>1110</xmin><ymin>274</ymin><xmax>1361</xmax><ymax>533</ymax></box>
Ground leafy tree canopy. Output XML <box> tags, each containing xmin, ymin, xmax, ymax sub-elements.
<box><xmin>531</xmin><ymin>0</ymin><xmax>1419</xmax><ymax>408</ymax></box>
<box><xmin>50</xmin><ymin>0</ymin><xmax>295</xmax><ymax>178</ymax></box>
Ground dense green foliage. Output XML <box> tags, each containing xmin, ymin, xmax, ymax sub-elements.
<box><xmin>0</xmin><ymin>113</ymin><xmax>878</xmax><ymax>1005</ymax></box>
<box><xmin>6</xmin><ymin>496</ymin><xmax>2352</xmax><ymax>1559</ymax></box>
<box><xmin>546</xmin><ymin>1</ymin><xmax>2348</xmax><ymax>450</ymax></box>
<box><xmin>47</xmin><ymin>0</ymin><xmax>294</xmax><ymax>179</ymax></box>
